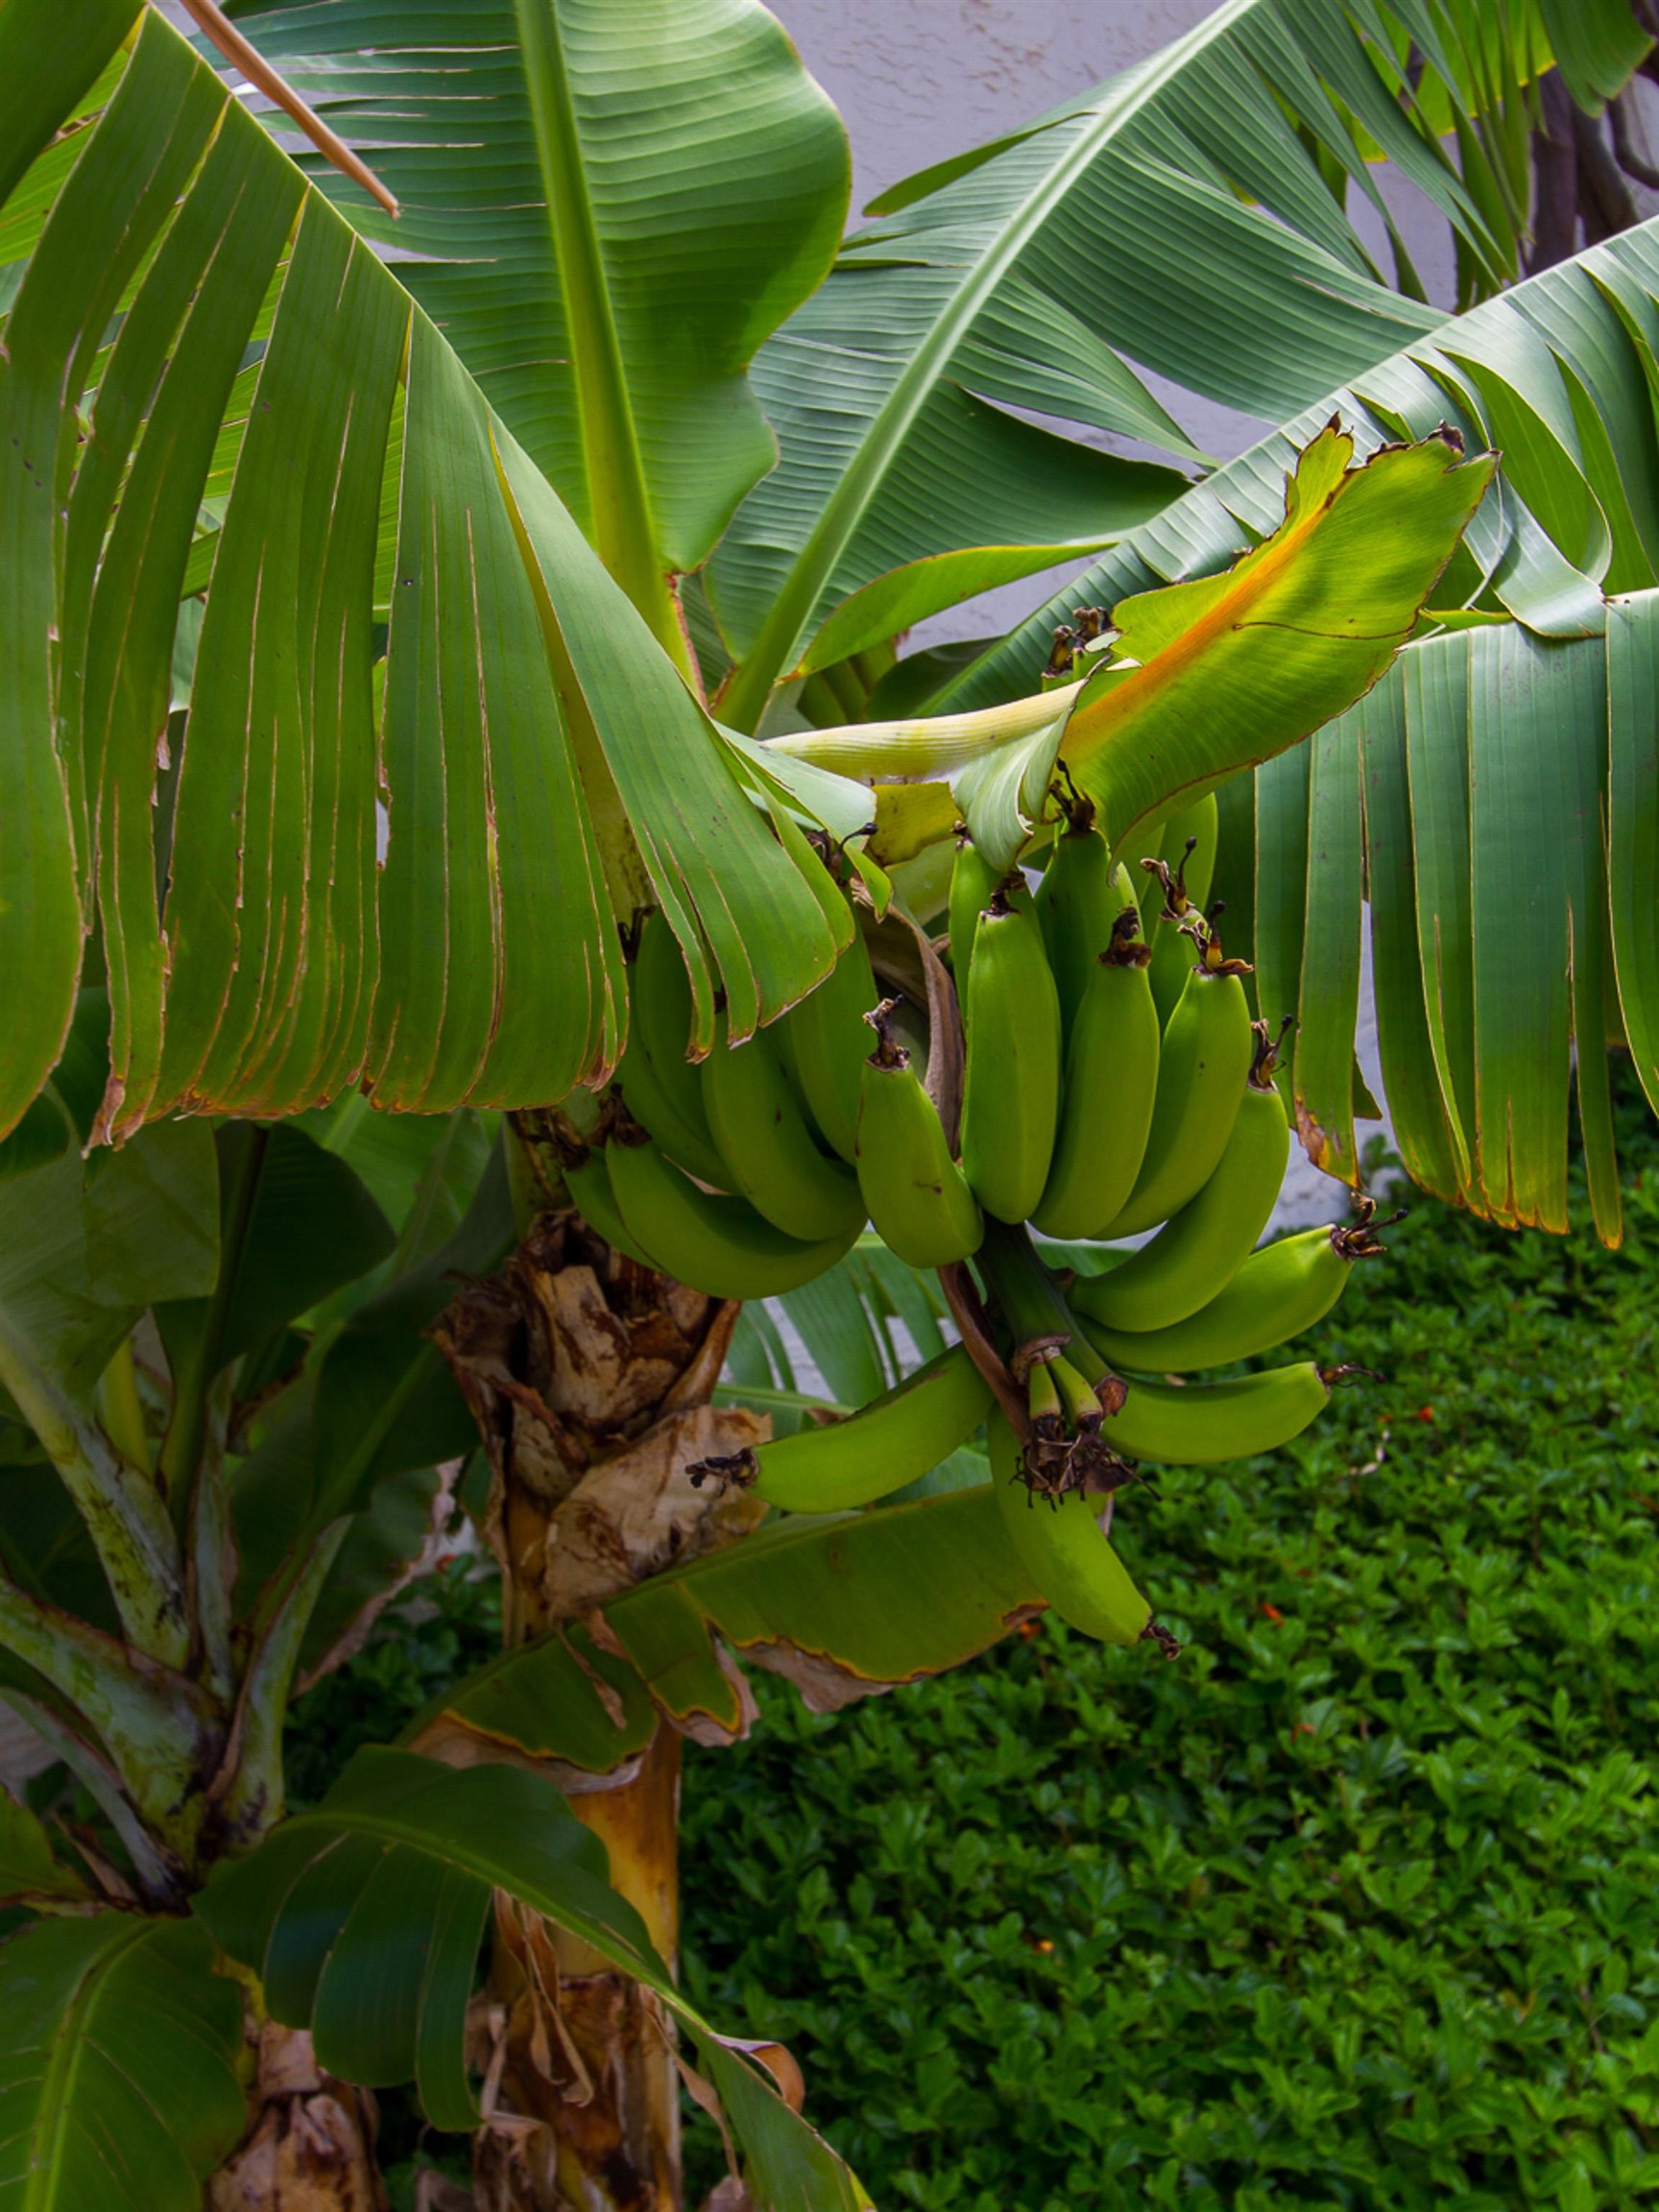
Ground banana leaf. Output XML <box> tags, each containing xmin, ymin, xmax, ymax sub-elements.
<box><xmin>0</xmin><ymin>0</ymin><xmax>849</xmax><ymax>1142</ymax></box>
<box><xmin>200</xmin><ymin>1746</ymin><xmax>872</xmax><ymax>2206</ymax></box>
<box><xmin>423</xmin><ymin>1484</ymin><xmax>1038</xmax><ymax>1776</ymax></box>
<box><xmin>212</xmin><ymin>0</ymin><xmax>851</xmax><ymax>613</ymax></box>
<box><xmin>705</xmin><ymin>0</ymin><xmax>1633</xmax><ymax>726</ymax></box>
<box><xmin>0</xmin><ymin>1913</ymin><xmax>245</xmax><ymax>2212</ymax></box>
<box><xmin>187</xmin><ymin>0</ymin><xmax>1635</xmax><ymax>732</ymax></box>
<box><xmin>940</xmin><ymin>216</ymin><xmax>1659</xmax><ymax>1239</ymax></box>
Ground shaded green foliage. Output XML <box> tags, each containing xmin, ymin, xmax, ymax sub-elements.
<box><xmin>680</xmin><ymin>1087</ymin><xmax>1659</xmax><ymax>2210</ymax></box>
<box><xmin>291</xmin><ymin>1078</ymin><xmax>1659</xmax><ymax>2210</ymax></box>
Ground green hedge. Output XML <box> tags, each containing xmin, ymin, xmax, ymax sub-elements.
<box><xmin>679</xmin><ymin>1107</ymin><xmax>1659</xmax><ymax>2210</ymax></box>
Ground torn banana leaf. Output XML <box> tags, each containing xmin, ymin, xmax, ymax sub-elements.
<box><xmin>417</xmin><ymin>1484</ymin><xmax>1038</xmax><ymax>1775</ymax></box>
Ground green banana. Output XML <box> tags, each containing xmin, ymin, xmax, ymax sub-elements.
<box><xmin>989</xmin><ymin>1407</ymin><xmax>1156</xmax><ymax>1647</ymax></box>
<box><xmin>775</xmin><ymin>922</ymin><xmax>878</xmax><ymax>1165</ymax></box>
<box><xmin>1034</xmin><ymin>818</ymin><xmax>1130</xmax><ymax>1039</ymax></box>
<box><xmin>1097</xmin><ymin>927</ymin><xmax>1255</xmax><ymax>1241</ymax></box>
<box><xmin>615</xmin><ymin>1026</ymin><xmax>733</xmax><ymax>1191</ymax></box>
<box><xmin>692</xmin><ymin>1344</ymin><xmax>992</xmax><ymax>1513</ymax></box>
<box><xmin>1103</xmin><ymin>1359</ymin><xmax>1346</xmax><ymax>1464</ymax></box>
<box><xmin>1072</xmin><ymin>1199</ymin><xmax>1399</xmax><ymax>1374</ymax></box>
<box><xmin>855</xmin><ymin>1002</ymin><xmax>983</xmax><ymax>1268</ymax></box>
<box><xmin>625</xmin><ymin>912</ymin><xmax>730</xmax><ymax>1188</ymax></box>
<box><xmin>560</xmin><ymin>1140</ymin><xmax>658</xmax><ymax>1267</ymax></box>
<box><xmin>1142</xmin><ymin>793</ymin><xmax>1218</xmax><ymax>1027</ymax></box>
<box><xmin>701</xmin><ymin>1020</ymin><xmax>865</xmax><ymax>1242</ymax></box>
<box><xmin>606</xmin><ymin>1129</ymin><xmax>859</xmax><ymax>1300</ymax></box>
<box><xmin>948</xmin><ymin>838</ymin><xmax>1004</xmax><ymax>986</ymax></box>
<box><xmin>1030</xmin><ymin>907</ymin><xmax>1161</xmax><ymax>1238</ymax></box>
<box><xmin>960</xmin><ymin>888</ymin><xmax>1062</xmax><ymax>1224</ymax></box>
<box><xmin>1078</xmin><ymin>1019</ymin><xmax>1290</xmax><ymax>1333</ymax></box>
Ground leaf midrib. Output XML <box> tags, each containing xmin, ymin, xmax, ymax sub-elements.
<box><xmin>718</xmin><ymin>0</ymin><xmax>1264</xmax><ymax>728</ymax></box>
<box><xmin>509</xmin><ymin>0</ymin><xmax>689</xmax><ymax>673</ymax></box>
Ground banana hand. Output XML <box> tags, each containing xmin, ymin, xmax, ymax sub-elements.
<box><xmin>624</xmin><ymin>912</ymin><xmax>731</xmax><ymax>1188</ymax></box>
<box><xmin>1074</xmin><ymin>1198</ymin><xmax>1398</xmax><ymax>1373</ymax></box>
<box><xmin>607</xmin><ymin>1128</ymin><xmax>860</xmax><ymax>1300</ymax></box>
<box><xmin>701</xmin><ymin>1018</ymin><xmax>865</xmax><ymax>1242</ymax></box>
<box><xmin>1031</xmin><ymin>905</ymin><xmax>1160</xmax><ymax>1238</ymax></box>
<box><xmin>948</xmin><ymin>838</ymin><xmax>1005</xmax><ymax>987</ymax></box>
<box><xmin>1104</xmin><ymin>1359</ymin><xmax>1353</xmax><ymax>1464</ymax></box>
<box><xmin>1096</xmin><ymin>926</ymin><xmax>1254</xmax><ymax>1240</ymax></box>
<box><xmin>776</xmin><ymin>921</ymin><xmax>879</xmax><ymax>1165</ymax></box>
<box><xmin>1034</xmin><ymin>820</ymin><xmax>1126</xmax><ymax>1039</ymax></box>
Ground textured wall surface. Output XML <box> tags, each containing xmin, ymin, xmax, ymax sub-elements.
<box><xmin>771</xmin><ymin>0</ymin><xmax>1218</xmax><ymax>214</ymax></box>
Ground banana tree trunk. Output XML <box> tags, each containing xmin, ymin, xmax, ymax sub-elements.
<box><xmin>206</xmin><ymin>2022</ymin><xmax>389</xmax><ymax>2212</ymax></box>
<box><xmin>431</xmin><ymin>1203</ymin><xmax>764</xmax><ymax>2212</ymax></box>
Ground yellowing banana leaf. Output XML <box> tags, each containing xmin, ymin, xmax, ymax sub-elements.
<box><xmin>0</xmin><ymin>1</ymin><xmax>848</xmax><ymax>1140</ymax></box>
<box><xmin>1061</xmin><ymin>426</ymin><xmax>1494</xmax><ymax>854</ymax></box>
<box><xmin>767</xmin><ymin>427</ymin><xmax>1493</xmax><ymax>870</ymax></box>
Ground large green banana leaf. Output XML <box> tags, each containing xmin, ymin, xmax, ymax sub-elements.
<box><xmin>940</xmin><ymin>217</ymin><xmax>1659</xmax><ymax>1243</ymax></box>
<box><xmin>214</xmin><ymin>0</ymin><xmax>852</xmax><ymax>664</ymax></box>
<box><xmin>201</xmin><ymin>1746</ymin><xmax>872</xmax><ymax>2206</ymax></box>
<box><xmin>0</xmin><ymin>0</ymin><xmax>851</xmax><ymax>1142</ymax></box>
<box><xmin>193</xmin><ymin>0</ymin><xmax>1644</xmax><ymax>733</ymax></box>
<box><xmin>705</xmin><ymin>0</ymin><xmax>1647</xmax><ymax>726</ymax></box>
<box><xmin>0</xmin><ymin>1913</ymin><xmax>245</xmax><ymax>2212</ymax></box>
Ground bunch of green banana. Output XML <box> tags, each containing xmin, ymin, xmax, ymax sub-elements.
<box><xmin>571</xmin><ymin>790</ymin><xmax>1404</xmax><ymax>1536</ymax></box>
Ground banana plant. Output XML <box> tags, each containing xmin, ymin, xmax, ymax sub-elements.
<box><xmin>4</xmin><ymin>0</ymin><xmax>1656</xmax><ymax>2208</ymax></box>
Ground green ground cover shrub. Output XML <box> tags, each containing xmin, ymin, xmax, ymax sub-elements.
<box><xmin>290</xmin><ymin>1079</ymin><xmax>1659</xmax><ymax>2210</ymax></box>
<box><xmin>681</xmin><ymin>1100</ymin><xmax>1659</xmax><ymax>2211</ymax></box>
